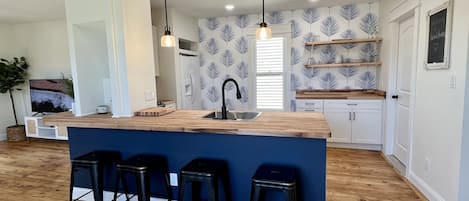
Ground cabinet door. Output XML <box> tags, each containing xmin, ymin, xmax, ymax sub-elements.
<box><xmin>324</xmin><ymin>110</ymin><xmax>352</xmax><ymax>143</ymax></box>
<box><xmin>351</xmin><ymin>110</ymin><xmax>382</xmax><ymax>144</ymax></box>
<box><xmin>25</xmin><ymin>118</ymin><xmax>37</xmax><ymax>136</ymax></box>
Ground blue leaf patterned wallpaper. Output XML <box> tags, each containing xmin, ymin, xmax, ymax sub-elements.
<box><xmin>199</xmin><ymin>2</ymin><xmax>379</xmax><ymax>110</ymax></box>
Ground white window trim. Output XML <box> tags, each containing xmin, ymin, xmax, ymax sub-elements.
<box><xmin>247</xmin><ymin>24</ymin><xmax>292</xmax><ymax>112</ymax></box>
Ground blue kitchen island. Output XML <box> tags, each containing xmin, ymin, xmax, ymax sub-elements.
<box><xmin>45</xmin><ymin>110</ymin><xmax>330</xmax><ymax>201</ymax></box>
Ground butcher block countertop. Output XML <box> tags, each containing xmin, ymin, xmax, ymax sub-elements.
<box><xmin>43</xmin><ymin>110</ymin><xmax>331</xmax><ymax>139</ymax></box>
<box><xmin>296</xmin><ymin>89</ymin><xmax>386</xmax><ymax>100</ymax></box>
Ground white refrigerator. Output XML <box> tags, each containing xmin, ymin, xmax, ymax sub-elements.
<box><xmin>179</xmin><ymin>54</ymin><xmax>201</xmax><ymax>109</ymax></box>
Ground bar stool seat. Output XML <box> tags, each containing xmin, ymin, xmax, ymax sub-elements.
<box><xmin>70</xmin><ymin>151</ymin><xmax>121</xmax><ymax>201</ymax></box>
<box><xmin>178</xmin><ymin>158</ymin><xmax>232</xmax><ymax>201</ymax></box>
<box><xmin>113</xmin><ymin>154</ymin><xmax>172</xmax><ymax>201</ymax></box>
<box><xmin>250</xmin><ymin>164</ymin><xmax>298</xmax><ymax>201</ymax></box>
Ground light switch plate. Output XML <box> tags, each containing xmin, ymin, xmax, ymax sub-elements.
<box><xmin>169</xmin><ymin>173</ymin><xmax>178</xmax><ymax>186</ymax></box>
<box><xmin>450</xmin><ymin>75</ymin><xmax>456</xmax><ymax>89</ymax></box>
<box><xmin>144</xmin><ymin>90</ymin><xmax>156</xmax><ymax>101</ymax></box>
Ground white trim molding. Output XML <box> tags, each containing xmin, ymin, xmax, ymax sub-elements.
<box><xmin>408</xmin><ymin>171</ymin><xmax>445</xmax><ymax>201</ymax></box>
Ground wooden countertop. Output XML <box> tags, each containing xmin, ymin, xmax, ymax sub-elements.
<box><xmin>296</xmin><ymin>89</ymin><xmax>386</xmax><ymax>100</ymax></box>
<box><xmin>43</xmin><ymin>110</ymin><xmax>331</xmax><ymax>139</ymax></box>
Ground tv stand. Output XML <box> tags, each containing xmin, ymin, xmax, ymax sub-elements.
<box><xmin>24</xmin><ymin>116</ymin><xmax>68</xmax><ymax>140</ymax></box>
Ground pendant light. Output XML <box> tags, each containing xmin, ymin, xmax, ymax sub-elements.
<box><xmin>256</xmin><ymin>0</ymin><xmax>272</xmax><ymax>40</ymax></box>
<box><xmin>161</xmin><ymin>0</ymin><xmax>175</xmax><ymax>47</ymax></box>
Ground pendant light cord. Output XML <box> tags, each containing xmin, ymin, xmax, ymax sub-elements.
<box><xmin>262</xmin><ymin>0</ymin><xmax>265</xmax><ymax>23</ymax></box>
<box><xmin>164</xmin><ymin>0</ymin><xmax>169</xmax><ymax>32</ymax></box>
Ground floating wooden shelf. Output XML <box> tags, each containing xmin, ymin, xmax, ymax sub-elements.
<box><xmin>305</xmin><ymin>38</ymin><xmax>382</xmax><ymax>46</ymax></box>
<box><xmin>305</xmin><ymin>62</ymin><xmax>382</xmax><ymax>68</ymax></box>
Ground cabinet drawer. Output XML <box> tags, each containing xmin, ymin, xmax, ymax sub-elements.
<box><xmin>296</xmin><ymin>99</ymin><xmax>323</xmax><ymax>109</ymax></box>
<box><xmin>296</xmin><ymin>107</ymin><xmax>324</xmax><ymax>112</ymax></box>
<box><xmin>324</xmin><ymin>100</ymin><xmax>382</xmax><ymax>111</ymax></box>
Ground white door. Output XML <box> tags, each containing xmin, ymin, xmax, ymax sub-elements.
<box><xmin>393</xmin><ymin>16</ymin><xmax>415</xmax><ymax>166</ymax></box>
<box><xmin>352</xmin><ymin>110</ymin><xmax>382</xmax><ymax>144</ymax></box>
<box><xmin>179</xmin><ymin>55</ymin><xmax>201</xmax><ymax>110</ymax></box>
<box><xmin>324</xmin><ymin>110</ymin><xmax>352</xmax><ymax>143</ymax></box>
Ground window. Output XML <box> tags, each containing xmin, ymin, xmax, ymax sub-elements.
<box><xmin>254</xmin><ymin>37</ymin><xmax>287</xmax><ymax>111</ymax></box>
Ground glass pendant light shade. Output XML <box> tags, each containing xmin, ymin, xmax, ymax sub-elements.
<box><xmin>256</xmin><ymin>0</ymin><xmax>272</xmax><ymax>40</ymax></box>
<box><xmin>161</xmin><ymin>0</ymin><xmax>175</xmax><ymax>47</ymax></box>
<box><xmin>256</xmin><ymin>22</ymin><xmax>272</xmax><ymax>40</ymax></box>
<box><xmin>161</xmin><ymin>30</ymin><xmax>175</xmax><ymax>47</ymax></box>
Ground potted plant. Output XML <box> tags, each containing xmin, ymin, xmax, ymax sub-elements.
<box><xmin>0</xmin><ymin>57</ymin><xmax>29</xmax><ymax>142</ymax></box>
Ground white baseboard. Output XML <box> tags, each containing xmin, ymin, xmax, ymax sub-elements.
<box><xmin>408</xmin><ymin>171</ymin><xmax>445</xmax><ymax>201</ymax></box>
<box><xmin>327</xmin><ymin>142</ymin><xmax>382</xmax><ymax>151</ymax></box>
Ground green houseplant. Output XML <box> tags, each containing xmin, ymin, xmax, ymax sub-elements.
<box><xmin>0</xmin><ymin>57</ymin><xmax>29</xmax><ymax>141</ymax></box>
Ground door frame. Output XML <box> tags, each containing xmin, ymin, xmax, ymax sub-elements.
<box><xmin>384</xmin><ymin>1</ymin><xmax>420</xmax><ymax>177</ymax></box>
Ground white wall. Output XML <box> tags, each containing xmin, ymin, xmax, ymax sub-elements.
<box><xmin>72</xmin><ymin>21</ymin><xmax>110</xmax><ymax>115</ymax></box>
<box><xmin>0</xmin><ymin>21</ymin><xmax>70</xmax><ymax>140</ymax></box>
<box><xmin>380</xmin><ymin>0</ymin><xmax>469</xmax><ymax>200</ymax></box>
<box><xmin>122</xmin><ymin>0</ymin><xmax>158</xmax><ymax>112</ymax></box>
<box><xmin>0</xmin><ymin>24</ymin><xmax>16</xmax><ymax>140</ymax></box>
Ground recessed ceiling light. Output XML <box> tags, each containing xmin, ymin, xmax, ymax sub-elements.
<box><xmin>225</xmin><ymin>4</ymin><xmax>235</xmax><ymax>11</ymax></box>
<box><xmin>308</xmin><ymin>0</ymin><xmax>319</xmax><ymax>2</ymax></box>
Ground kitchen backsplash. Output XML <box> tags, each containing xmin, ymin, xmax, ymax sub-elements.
<box><xmin>199</xmin><ymin>2</ymin><xmax>379</xmax><ymax>110</ymax></box>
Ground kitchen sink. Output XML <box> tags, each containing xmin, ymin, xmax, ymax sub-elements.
<box><xmin>202</xmin><ymin>111</ymin><xmax>262</xmax><ymax>121</ymax></box>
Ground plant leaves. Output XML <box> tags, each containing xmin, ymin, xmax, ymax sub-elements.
<box><xmin>321</xmin><ymin>16</ymin><xmax>339</xmax><ymax>37</ymax></box>
<box><xmin>360</xmin><ymin>13</ymin><xmax>378</xmax><ymax>34</ymax></box>
<box><xmin>359</xmin><ymin>71</ymin><xmax>376</xmax><ymax>89</ymax></box>
<box><xmin>302</xmin><ymin>8</ymin><xmax>320</xmax><ymax>24</ymax></box>
<box><xmin>235</xmin><ymin>37</ymin><xmax>248</xmax><ymax>54</ymax></box>
<box><xmin>220</xmin><ymin>50</ymin><xmax>235</xmax><ymax>67</ymax></box>
<box><xmin>320</xmin><ymin>72</ymin><xmax>337</xmax><ymax>89</ymax></box>
<box><xmin>235</xmin><ymin>15</ymin><xmax>249</xmax><ymax>29</ymax></box>
<box><xmin>220</xmin><ymin>25</ymin><xmax>234</xmax><ymax>42</ymax></box>
<box><xmin>340</xmin><ymin>4</ymin><xmax>360</xmax><ymax>21</ymax></box>
<box><xmin>206</xmin><ymin>18</ymin><xmax>219</xmax><ymax>30</ymax></box>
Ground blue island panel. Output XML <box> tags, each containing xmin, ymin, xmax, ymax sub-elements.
<box><xmin>68</xmin><ymin>127</ymin><xmax>326</xmax><ymax>201</ymax></box>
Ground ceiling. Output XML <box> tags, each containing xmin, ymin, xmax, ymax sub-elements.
<box><xmin>0</xmin><ymin>0</ymin><xmax>65</xmax><ymax>24</ymax></box>
<box><xmin>151</xmin><ymin>0</ymin><xmax>379</xmax><ymax>18</ymax></box>
<box><xmin>0</xmin><ymin>0</ymin><xmax>379</xmax><ymax>24</ymax></box>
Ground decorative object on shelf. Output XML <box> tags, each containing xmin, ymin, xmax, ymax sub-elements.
<box><xmin>0</xmin><ymin>57</ymin><xmax>29</xmax><ymax>142</ymax></box>
<box><xmin>425</xmin><ymin>1</ymin><xmax>453</xmax><ymax>70</ymax></box>
<box><xmin>256</xmin><ymin>0</ymin><xmax>272</xmax><ymax>40</ymax></box>
<box><xmin>161</xmin><ymin>0</ymin><xmax>175</xmax><ymax>47</ymax></box>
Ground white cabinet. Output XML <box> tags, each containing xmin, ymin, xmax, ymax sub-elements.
<box><xmin>325</xmin><ymin>110</ymin><xmax>352</xmax><ymax>143</ymax></box>
<box><xmin>25</xmin><ymin>116</ymin><xmax>68</xmax><ymax>140</ymax></box>
<box><xmin>324</xmin><ymin>100</ymin><xmax>383</xmax><ymax>145</ymax></box>
<box><xmin>351</xmin><ymin>110</ymin><xmax>382</xmax><ymax>144</ymax></box>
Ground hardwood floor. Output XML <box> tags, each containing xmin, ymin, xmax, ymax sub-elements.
<box><xmin>0</xmin><ymin>140</ymin><xmax>424</xmax><ymax>201</ymax></box>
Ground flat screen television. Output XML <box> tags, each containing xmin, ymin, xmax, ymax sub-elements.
<box><xmin>30</xmin><ymin>79</ymin><xmax>74</xmax><ymax>113</ymax></box>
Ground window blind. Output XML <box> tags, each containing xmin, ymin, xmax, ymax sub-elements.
<box><xmin>255</xmin><ymin>37</ymin><xmax>284</xmax><ymax>110</ymax></box>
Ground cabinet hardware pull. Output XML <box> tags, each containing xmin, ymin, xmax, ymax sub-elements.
<box><xmin>353</xmin><ymin>112</ymin><xmax>356</xmax><ymax>120</ymax></box>
<box><xmin>349</xmin><ymin>112</ymin><xmax>351</xmax><ymax>120</ymax></box>
<box><xmin>347</xmin><ymin>104</ymin><xmax>358</xmax><ymax>106</ymax></box>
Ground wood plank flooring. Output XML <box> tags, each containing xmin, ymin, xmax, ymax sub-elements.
<box><xmin>0</xmin><ymin>140</ymin><xmax>424</xmax><ymax>201</ymax></box>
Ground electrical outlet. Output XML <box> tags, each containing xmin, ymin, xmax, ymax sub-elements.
<box><xmin>144</xmin><ymin>90</ymin><xmax>156</xmax><ymax>101</ymax></box>
<box><xmin>170</xmin><ymin>173</ymin><xmax>178</xmax><ymax>186</ymax></box>
<box><xmin>425</xmin><ymin>157</ymin><xmax>430</xmax><ymax>172</ymax></box>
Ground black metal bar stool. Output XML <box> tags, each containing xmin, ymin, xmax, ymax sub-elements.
<box><xmin>112</xmin><ymin>154</ymin><xmax>172</xmax><ymax>201</ymax></box>
<box><xmin>249</xmin><ymin>164</ymin><xmax>298</xmax><ymax>201</ymax></box>
<box><xmin>70</xmin><ymin>150</ymin><xmax>122</xmax><ymax>201</ymax></box>
<box><xmin>178</xmin><ymin>158</ymin><xmax>232</xmax><ymax>201</ymax></box>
